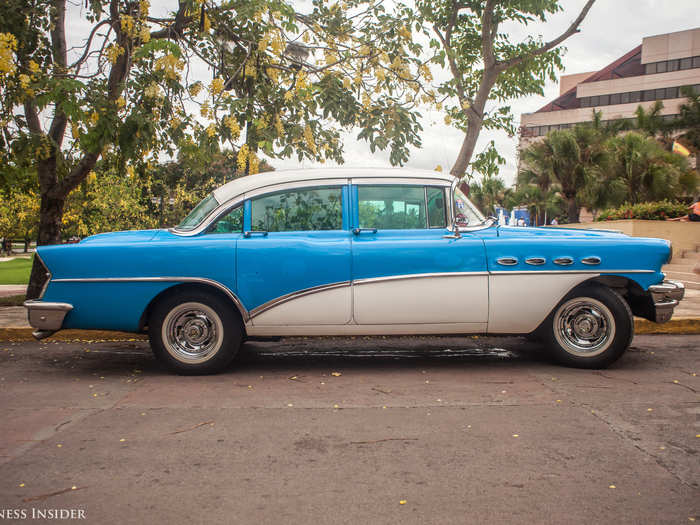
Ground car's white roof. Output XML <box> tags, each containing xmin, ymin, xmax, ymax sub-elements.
<box><xmin>212</xmin><ymin>168</ymin><xmax>456</xmax><ymax>204</ymax></box>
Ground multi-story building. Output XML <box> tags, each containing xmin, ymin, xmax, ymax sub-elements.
<box><xmin>518</xmin><ymin>27</ymin><xmax>700</xmax><ymax>154</ymax></box>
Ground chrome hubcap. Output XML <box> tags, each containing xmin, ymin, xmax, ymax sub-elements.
<box><xmin>162</xmin><ymin>302</ymin><xmax>224</xmax><ymax>364</ymax></box>
<box><xmin>553</xmin><ymin>298</ymin><xmax>615</xmax><ymax>357</ymax></box>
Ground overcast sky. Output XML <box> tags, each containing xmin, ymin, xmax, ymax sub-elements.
<box><xmin>65</xmin><ymin>0</ymin><xmax>700</xmax><ymax>185</ymax></box>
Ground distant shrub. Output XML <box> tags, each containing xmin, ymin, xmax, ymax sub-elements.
<box><xmin>595</xmin><ymin>201</ymin><xmax>688</xmax><ymax>221</ymax></box>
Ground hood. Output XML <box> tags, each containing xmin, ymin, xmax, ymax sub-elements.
<box><xmin>495</xmin><ymin>225</ymin><xmax>628</xmax><ymax>240</ymax></box>
<box><xmin>79</xmin><ymin>229</ymin><xmax>162</xmax><ymax>244</ymax></box>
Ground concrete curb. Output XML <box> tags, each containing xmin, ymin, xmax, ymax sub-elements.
<box><xmin>0</xmin><ymin>318</ymin><xmax>698</xmax><ymax>342</ymax></box>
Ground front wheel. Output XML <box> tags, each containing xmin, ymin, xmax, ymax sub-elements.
<box><xmin>149</xmin><ymin>291</ymin><xmax>243</xmax><ymax>375</ymax></box>
<box><xmin>542</xmin><ymin>285</ymin><xmax>633</xmax><ymax>369</ymax></box>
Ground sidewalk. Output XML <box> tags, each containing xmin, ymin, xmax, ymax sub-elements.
<box><xmin>0</xmin><ymin>285</ymin><xmax>27</xmax><ymax>297</ymax></box>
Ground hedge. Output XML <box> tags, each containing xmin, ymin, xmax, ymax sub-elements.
<box><xmin>595</xmin><ymin>201</ymin><xmax>688</xmax><ymax>221</ymax></box>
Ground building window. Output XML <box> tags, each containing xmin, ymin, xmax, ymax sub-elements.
<box><xmin>599</xmin><ymin>94</ymin><xmax>610</xmax><ymax>105</ymax></box>
<box><xmin>620</xmin><ymin>92</ymin><xmax>630</xmax><ymax>104</ymax></box>
<box><xmin>630</xmin><ymin>91</ymin><xmax>641</xmax><ymax>103</ymax></box>
<box><xmin>655</xmin><ymin>88</ymin><xmax>666</xmax><ymax>100</ymax></box>
<box><xmin>666</xmin><ymin>87</ymin><xmax>679</xmax><ymax>99</ymax></box>
<box><xmin>680</xmin><ymin>57</ymin><xmax>693</xmax><ymax>70</ymax></box>
<box><xmin>590</xmin><ymin>95</ymin><xmax>600</xmax><ymax>106</ymax></box>
<box><xmin>580</xmin><ymin>97</ymin><xmax>590</xmax><ymax>107</ymax></box>
<box><xmin>694</xmin><ymin>57</ymin><xmax>700</xmax><ymax>68</ymax></box>
<box><xmin>610</xmin><ymin>93</ymin><xmax>621</xmax><ymax>105</ymax></box>
<box><xmin>642</xmin><ymin>90</ymin><xmax>655</xmax><ymax>101</ymax></box>
<box><xmin>668</xmin><ymin>59</ymin><xmax>679</xmax><ymax>72</ymax></box>
<box><xmin>656</xmin><ymin>61</ymin><xmax>667</xmax><ymax>73</ymax></box>
<box><xmin>645</xmin><ymin>63</ymin><xmax>656</xmax><ymax>75</ymax></box>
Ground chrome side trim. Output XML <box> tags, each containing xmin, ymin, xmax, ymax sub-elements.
<box><xmin>353</xmin><ymin>272</ymin><xmax>489</xmax><ymax>285</ymax></box>
<box><xmin>496</xmin><ymin>257</ymin><xmax>518</xmax><ymax>266</ymax></box>
<box><xmin>35</xmin><ymin>251</ymin><xmax>51</xmax><ymax>300</ymax></box>
<box><xmin>51</xmin><ymin>277</ymin><xmax>250</xmax><ymax>322</ymax></box>
<box><xmin>489</xmin><ymin>270</ymin><xmax>654</xmax><ymax>275</ymax></box>
<box><xmin>553</xmin><ymin>256</ymin><xmax>574</xmax><ymax>266</ymax></box>
<box><xmin>525</xmin><ymin>257</ymin><xmax>546</xmax><ymax>266</ymax></box>
<box><xmin>249</xmin><ymin>281</ymin><xmax>351</xmax><ymax>319</ymax></box>
<box><xmin>581</xmin><ymin>256</ymin><xmax>602</xmax><ymax>265</ymax></box>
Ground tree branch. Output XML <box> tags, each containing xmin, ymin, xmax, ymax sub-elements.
<box><xmin>481</xmin><ymin>0</ymin><xmax>497</xmax><ymax>68</ymax></box>
<box><xmin>434</xmin><ymin>1</ymin><xmax>467</xmax><ymax>103</ymax></box>
<box><xmin>68</xmin><ymin>20</ymin><xmax>112</xmax><ymax>74</ymax></box>
<box><xmin>149</xmin><ymin>1</ymin><xmax>193</xmax><ymax>40</ymax></box>
<box><xmin>48</xmin><ymin>0</ymin><xmax>69</xmax><ymax>147</ymax></box>
<box><xmin>495</xmin><ymin>0</ymin><xmax>596</xmax><ymax>73</ymax></box>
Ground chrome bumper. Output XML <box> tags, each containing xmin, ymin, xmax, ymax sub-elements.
<box><xmin>647</xmin><ymin>280</ymin><xmax>685</xmax><ymax>324</ymax></box>
<box><xmin>23</xmin><ymin>300</ymin><xmax>73</xmax><ymax>340</ymax></box>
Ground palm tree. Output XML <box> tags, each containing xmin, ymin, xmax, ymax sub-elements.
<box><xmin>607</xmin><ymin>132</ymin><xmax>693</xmax><ymax>203</ymax></box>
<box><xmin>520</xmin><ymin>125</ymin><xmax>607</xmax><ymax>222</ymax></box>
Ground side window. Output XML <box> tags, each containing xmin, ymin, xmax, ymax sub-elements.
<box><xmin>358</xmin><ymin>185</ymin><xmax>426</xmax><ymax>230</ymax></box>
<box><xmin>427</xmin><ymin>187</ymin><xmax>447</xmax><ymax>228</ymax></box>
<box><xmin>208</xmin><ymin>206</ymin><xmax>243</xmax><ymax>234</ymax></box>
<box><xmin>251</xmin><ymin>187</ymin><xmax>342</xmax><ymax>232</ymax></box>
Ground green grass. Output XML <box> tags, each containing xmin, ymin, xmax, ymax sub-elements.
<box><xmin>0</xmin><ymin>256</ymin><xmax>33</xmax><ymax>285</ymax></box>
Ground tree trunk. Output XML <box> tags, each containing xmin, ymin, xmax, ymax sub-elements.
<box><xmin>566</xmin><ymin>195</ymin><xmax>579</xmax><ymax>223</ymax></box>
<box><xmin>25</xmin><ymin>193</ymin><xmax>65</xmax><ymax>299</ymax></box>
<box><xmin>450</xmin><ymin>115</ymin><xmax>483</xmax><ymax>177</ymax></box>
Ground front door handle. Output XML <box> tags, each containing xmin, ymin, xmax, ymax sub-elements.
<box><xmin>352</xmin><ymin>228</ymin><xmax>377</xmax><ymax>235</ymax></box>
<box><xmin>243</xmin><ymin>230</ymin><xmax>268</xmax><ymax>238</ymax></box>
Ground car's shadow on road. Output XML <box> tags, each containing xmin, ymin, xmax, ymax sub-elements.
<box><xmin>20</xmin><ymin>336</ymin><xmax>558</xmax><ymax>378</ymax></box>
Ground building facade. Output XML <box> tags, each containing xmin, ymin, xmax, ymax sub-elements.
<box><xmin>518</xmin><ymin>27</ymin><xmax>700</xmax><ymax>153</ymax></box>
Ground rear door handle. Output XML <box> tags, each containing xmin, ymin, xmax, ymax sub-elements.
<box><xmin>243</xmin><ymin>231</ymin><xmax>268</xmax><ymax>238</ymax></box>
<box><xmin>352</xmin><ymin>228</ymin><xmax>377</xmax><ymax>235</ymax></box>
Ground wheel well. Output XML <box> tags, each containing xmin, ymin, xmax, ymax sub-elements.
<box><xmin>573</xmin><ymin>275</ymin><xmax>651</xmax><ymax>320</ymax></box>
<box><xmin>138</xmin><ymin>283</ymin><xmax>246</xmax><ymax>333</ymax></box>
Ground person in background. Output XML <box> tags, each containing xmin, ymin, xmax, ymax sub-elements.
<box><xmin>550</xmin><ymin>217</ymin><xmax>558</xmax><ymax>225</ymax></box>
<box><xmin>689</xmin><ymin>197</ymin><xmax>700</xmax><ymax>222</ymax></box>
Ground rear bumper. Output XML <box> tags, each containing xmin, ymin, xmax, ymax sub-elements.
<box><xmin>23</xmin><ymin>300</ymin><xmax>73</xmax><ymax>340</ymax></box>
<box><xmin>647</xmin><ymin>280</ymin><xmax>685</xmax><ymax>324</ymax></box>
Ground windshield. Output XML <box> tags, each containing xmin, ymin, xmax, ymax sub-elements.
<box><xmin>175</xmin><ymin>193</ymin><xmax>219</xmax><ymax>231</ymax></box>
<box><xmin>454</xmin><ymin>186</ymin><xmax>485</xmax><ymax>227</ymax></box>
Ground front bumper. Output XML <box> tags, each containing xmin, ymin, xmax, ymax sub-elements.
<box><xmin>647</xmin><ymin>280</ymin><xmax>685</xmax><ymax>323</ymax></box>
<box><xmin>23</xmin><ymin>300</ymin><xmax>73</xmax><ymax>340</ymax></box>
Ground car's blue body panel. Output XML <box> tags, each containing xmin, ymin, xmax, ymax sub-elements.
<box><xmin>237</xmin><ymin>230</ymin><xmax>352</xmax><ymax>310</ymax></box>
<box><xmin>34</xmin><ymin>180</ymin><xmax>672</xmax><ymax>334</ymax></box>
<box><xmin>351</xmin><ymin>229</ymin><xmax>487</xmax><ymax>279</ymax></box>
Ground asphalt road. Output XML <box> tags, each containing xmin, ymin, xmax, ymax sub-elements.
<box><xmin>0</xmin><ymin>335</ymin><xmax>698</xmax><ymax>525</ymax></box>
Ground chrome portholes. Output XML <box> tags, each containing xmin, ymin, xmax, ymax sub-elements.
<box><xmin>161</xmin><ymin>302</ymin><xmax>225</xmax><ymax>364</ymax></box>
<box><xmin>553</xmin><ymin>257</ymin><xmax>574</xmax><ymax>266</ymax></box>
<box><xmin>552</xmin><ymin>297</ymin><xmax>615</xmax><ymax>358</ymax></box>
<box><xmin>496</xmin><ymin>257</ymin><xmax>518</xmax><ymax>266</ymax></box>
<box><xmin>582</xmin><ymin>256</ymin><xmax>602</xmax><ymax>265</ymax></box>
<box><xmin>525</xmin><ymin>257</ymin><xmax>546</xmax><ymax>266</ymax></box>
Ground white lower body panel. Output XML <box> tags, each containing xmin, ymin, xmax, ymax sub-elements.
<box><xmin>487</xmin><ymin>273</ymin><xmax>598</xmax><ymax>333</ymax></box>
<box><xmin>251</xmin><ymin>286</ymin><xmax>351</xmax><ymax>325</ymax></box>
<box><xmin>353</xmin><ymin>274</ymin><xmax>488</xmax><ymax>324</ymax></box>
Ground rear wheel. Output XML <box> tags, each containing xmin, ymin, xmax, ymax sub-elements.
<box><xmin>542</xmin><ymin>285</ymin><xmax>633</xmax><ymax>369</ymax></box>
<box><xmin>149</xmin><ymin>291</ymin><xmax>242</xmax><ymax>375</ymax></box>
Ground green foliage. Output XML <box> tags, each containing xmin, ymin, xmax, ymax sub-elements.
<box><xmin>596</xmin><ymin>201</ymin><xmax>689</xmax><ymax>221</ymax></box>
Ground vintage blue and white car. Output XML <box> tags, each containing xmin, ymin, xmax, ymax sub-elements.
<box><xmin>25</xmin><ymin>168</ymin><xmax>685</xmax><ymax>374</ymax></box>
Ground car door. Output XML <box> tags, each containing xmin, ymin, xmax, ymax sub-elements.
<box><xmin>351</xmin><ymin>182</ymin><xmax>488</xmax><ymax>328</ymax></box>
<box><xmin>236</xmin><ymin>184</ymin><xmax>352</xmax><ymax>326</ymax></box>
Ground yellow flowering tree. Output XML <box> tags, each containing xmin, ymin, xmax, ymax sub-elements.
<box><xmin>1</xmin><ymin>0</ymin><xmax>429</xmax><ymax>298</ymax></box>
